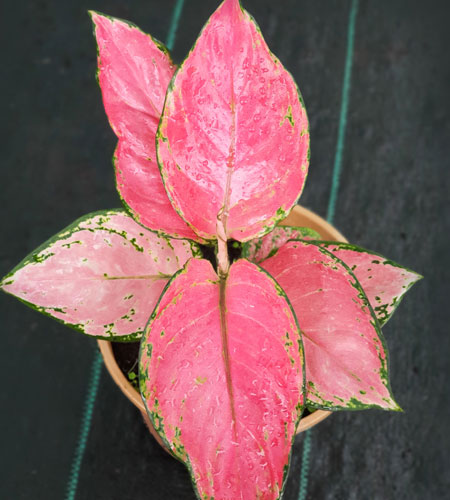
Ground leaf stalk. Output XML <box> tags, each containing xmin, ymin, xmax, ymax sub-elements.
<box><xmin>216</xmin><ymin>214</ymin><xmax>230</xmax><ymax>277</ymax></box>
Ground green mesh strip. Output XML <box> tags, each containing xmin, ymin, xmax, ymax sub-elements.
<box><xmin>298</xmin><ymin>430</ymin><xmax>312</xmax><ymax>500</ymax></box>
<box><xmin>65</xmin><ymin>351</ymin><xmax>103</xmax><ymax>500</ymax></box>
<box><xmin>166</xmin><ymin>0</ymin><xmax>186</xmax><ymax>51</ymax></box>
<box><xmin>64</xmin><ymin>4</ymin><xmax>187</xmax><ymax>497</ymax></box>
<box><xmin>326</xmin><ymin>0</ymin><xmax>359</xmax><ymax>224</ymax></box>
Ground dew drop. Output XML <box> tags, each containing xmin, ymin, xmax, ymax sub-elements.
<box><xmin>180</xmin><ymin>359</ymin><xmax>191</xmax><ymax>369</ymax></box>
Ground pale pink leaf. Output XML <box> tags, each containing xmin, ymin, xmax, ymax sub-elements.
<box><xmin>262</xmin><ymin>241</ymin><xmax>400</xmax><ymax>411</ymax></box>
<box><xmin>157</xmin><ymin>0</ymin><xmax>309</xmax><ymax>242</ymax></box>
<box><xmin>319</xmin><ymin>242</ymin><xmax>422</xmax><ymax>326</ymax></box>
<box><xmin>1</xmin><ymin>210</ymin><xmax>199</xmax><ymax>339</ymax></box>
<box><xmin>140</xmin><ymin>258</ymin><xmax>304</xmax><ymax>499</ymax></box>
<box><xmin>243</xmin><ymin>226</ymin><xmax>321</xmax><ymax>263</ymax></box>
<box><xmin>91</xmin><ymin>12</ymin><xmax>198</xmax><ymax>240</ymax></box>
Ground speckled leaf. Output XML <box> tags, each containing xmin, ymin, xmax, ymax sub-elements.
<box><xmin>262</xmin><ymin>241</ymin><xmax>399</xmax><ymax>411</ymax></box>
<box><xmin>91</xmin><ymin>12</ymin><xmax>198</xmax><ymax>240</ymax></box>
<box><xmin>140</xmin><ymin>258</ymin><xmax>304</xmax><ymax>499</ymax></box>
<box><xmin>157</xmin><ymin>0</ymin><xmax>309</xmax><ymax>242</ymax></box>
<box><xmin>242</xmin><ymin>226</ymin><xmax>320</xmax><ymax>263</ymax></box>
<box><xmin>0</xmin><ymin>210</ymin><xmax>199</xmax><ymax>340</ymax></box>
<box><xmin>319</xmin><ymin>242</ymin><xmax>422</xmax><ymax>326</ymax></box>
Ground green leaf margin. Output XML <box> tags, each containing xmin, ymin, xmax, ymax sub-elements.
<box><xmin>155</xmin><ymin>0</ymin><xmax>310</xmax><ymax>244</ymax></box>
<box><xmin>0</xmin><ymin>209</ymin><xmax>202</xmax><ymax>342</ymax></box>
<box><xmin>89</xmin><ymin>11</ymin><xmax>207</xmax><ymax>245</ymax></box>
<box><xmin>139</xmin><ymin>256</ymin><xmax>307</xmax><ymax>500</ymax></box>
<box><xmin>241</xmin><ymin>225</ymin><xmax>321</xmax><ymax>262</ymax></box>
<box><xmin>283</xmin><ymin>239</ymin><xmax>403</xmax><ymax>412</ymax></box>
<box><xmin>317</xmin><ymin>240</ymin><xmax>423</xmax><ymax>326</ymax></box>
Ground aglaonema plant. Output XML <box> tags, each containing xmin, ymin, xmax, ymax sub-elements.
<box><xmin>1</xmin><ymin>1</ymin><xmax>422</xmax><ymax>498</ymax></box>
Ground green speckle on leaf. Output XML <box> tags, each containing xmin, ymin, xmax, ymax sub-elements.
<box><xmin>276</xmin><ymin>207</ymin><xmax>287</xmax><ymax>218</ymax></box>
<box><xmin>280</xmin><ymin>104</ymin><xmax>295</xmax><ymax>127</ymax></box>
<box><xmin>33</xmin><ymin>252</ymin><xmax>54</xmax><ymax>263</ymax></box>
<box><xmin>62</xmin><ymin>240</ymin><xmax>82</xmax><ymax>249</ymax></box>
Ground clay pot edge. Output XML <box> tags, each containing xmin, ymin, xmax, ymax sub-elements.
<box><xmin>98</xmin><ymin>205</ymin><xmax>348</xmax><ymax>434</ymax></box>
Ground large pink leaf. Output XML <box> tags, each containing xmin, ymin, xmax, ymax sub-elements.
<box><xmin>242</xmin><ymin>225</ymin><xmax>320</xmax><ymax>263</ymax></box>
<box><xmin>157</xmin><ymin>0</ymin><xmax>309</xmax><ymax>242</ymax></box>
<box><xmin>1</xmin><ymin>210</ymin><xmax>199</xmax><ymax>339</ymax></box>
<box><xmin>319</xmin><ymin>242</ymin><xmax>422</xmax><ymax>326</ymax></box>
<box><xmin>262</xmin><ymin>241</ymin><xmax>399</xmax><ymax>411</ymax></box>
<box><xmin>91</xmin><ymin>12</ymin><xmax>198</xmax><ymax>240</ymax></box>
<box><xmin>140</xmin><ymin>258</ymin><xmax>304</xmax><ymax>499</ymax></box>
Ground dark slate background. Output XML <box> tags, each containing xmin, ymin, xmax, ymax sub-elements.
<box><xmin>1</xmin><ymin>0</ymin><xmax>449</xmax><ymax>499</ymax></box>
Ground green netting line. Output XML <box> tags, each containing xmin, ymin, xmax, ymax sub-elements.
<box><xmin>166</xmin><ymin>0</ymin><xmax>186</xmax><ymax>52</ymax></box>
<box><xmin>64</xmin><ymin>3</ymin><xmax>188</xmax><ymax>497</ymax></box>
<box><xmin>326</xmin><ymin>0</ymin><xmax>359</xmax><ymax>225</ymax></box>
<box><xmin>297</xmin><ymin>430</ymin><xmax>312</xmax><ymax>500</ymax></box>
<box><xmin>65</xmin><ymin>350</ymin><xmax>103</xmax><ymax>500</ymax></box>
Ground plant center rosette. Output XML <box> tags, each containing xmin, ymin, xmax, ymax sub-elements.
<box><xmin>0</xmin><ymin>1</ymin><xmax>421</xmax><ymax>499</ymax></box>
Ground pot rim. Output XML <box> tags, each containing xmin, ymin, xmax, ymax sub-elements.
<box><xmin>98</xmin><ymin>204</ymin><xmax>348</xmax><ymax>433</ymax></box>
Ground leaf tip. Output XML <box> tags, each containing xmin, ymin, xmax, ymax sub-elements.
<box><xmin>88</xmin><ymin>10</ymin><xmax>103</xmax><ymax>27</ymax></box>
<box><xmin>383</xmin><ymin>393</ymin><xmax>403</xmax><ymax>412</ymax></box>
<box><xmin>411</xmin><ymin>271</ymin><xmax>424</xmax><ymax>283</ymax></box>
<box><xmin>0</xmin><ymin>270</ymin><xmax>15</xmax><ymax>291</ymax></box>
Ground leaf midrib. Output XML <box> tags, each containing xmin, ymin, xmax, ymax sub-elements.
<box><xmin>220</xmin><ymin>27</ymin><xmax>237</xmax><ymax>236</ymax></box>
<box><xmin>13</xmin><ymin>273</ymin><xmax>172</xmax><ymax>282</ymax></box>
<box><xmin>219</xmin><ymin>276</ymin><xmax>237</xmax><ymax>426</ymax></box>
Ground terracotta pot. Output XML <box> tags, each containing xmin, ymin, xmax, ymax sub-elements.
<box><xmin>98</xmin><ymin>205</ymin><xmax>347</xmax><ymax>444</ymax></box>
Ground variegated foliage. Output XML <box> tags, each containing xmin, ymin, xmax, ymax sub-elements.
<box><xmin>0</xmin><ymin>1</ymin><xmax>422</xmax><ymax>499</ymax></box>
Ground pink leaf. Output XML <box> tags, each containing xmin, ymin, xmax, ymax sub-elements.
<box><xmin>140</xmin><ymin>258</ymin><xmax>304</xmax><ymax>499</ymax></box>
<box><xmin>91</xmin><ymin>12</ymin><xmax>199</xmax><ymax>240</ymax></box>
<box><xmin>262</xmin><ymin>241</ymin><xmax>400</xmax><ymax>411</ymax></box>
<box><xmin>243</xmin><ymin>226</ymin><xmax>320</xmax><ymax>263</ymax></box>
<box><xmin>1</xmin><ymin>210</ymin><xmax>199</xmax><ymax>339</ymax></box>
<box><xmin>157</xmin><ymin>0</ymin><xmax>309</xmax><ymax>242</ymax></box>
<box><xmin>319</xmin><ymin>242</ymin><xmax>422</xmax><ymax>325</ymax></box>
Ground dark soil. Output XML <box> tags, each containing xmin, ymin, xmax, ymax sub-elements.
<box><xmin>112</xmin><ymin>341</ymin><xmax>141</xmax><ymax>390</ymax></box>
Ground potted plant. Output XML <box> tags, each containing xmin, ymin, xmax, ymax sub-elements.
<box><xmin>0</xmin><ymin>1</ymin><xmax>421</xmax><ymax>498</ymax></box>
